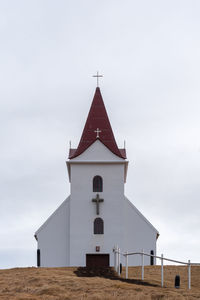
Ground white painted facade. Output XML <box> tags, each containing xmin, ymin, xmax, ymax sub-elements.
<box><xmin>35</xmin><ymin>140</ymin><xmax>159</xmax><ymax>267</ymax></box>
<box><xmin>36</xmin><ymin>197</ymin><xmax>70</xmax><ymax>267</ymax></box>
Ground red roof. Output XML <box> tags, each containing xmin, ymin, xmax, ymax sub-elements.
<box><xmin>69</xmin><ymin>87</ymin><xmax>126</xmax><ymax>159</ymax></box>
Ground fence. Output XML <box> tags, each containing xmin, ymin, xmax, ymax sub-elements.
<box><xmin>113</xmin><ymin>246</ymin><xmax>191</xmax><ymax>289</ymax></box>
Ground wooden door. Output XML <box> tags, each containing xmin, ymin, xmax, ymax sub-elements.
<box><xmin>86</xmin><ymin>254</ymin><xmax>109</xmax><ymax>267</ymax></box>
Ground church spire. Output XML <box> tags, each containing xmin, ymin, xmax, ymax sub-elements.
<box><xmin>69</xmin><ymin>87</ymin><xmax>126</xmax><ymax>159</ymax></box>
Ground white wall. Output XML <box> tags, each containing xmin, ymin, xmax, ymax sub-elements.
<box><xmin>123</xmin><ymin>198</ymin><xmax>157</xmax><ymax>266</ymax></box>
<box><xmin>36</xmin><ymin>197</ymin><xmax>70</xmax><ymax>267</ymax></box>
<box><xmin>69</xmin><ymin>141</ymin><xmax>127</xmax><ymax>266</ymax></box>
<box><xmin>69</xmin><ymin>162</ymin><xmax>125</xmax><ymax>266</ymax></box>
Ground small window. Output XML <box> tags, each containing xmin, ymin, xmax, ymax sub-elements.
<box><xmin>93</xmin><ymin>176</ymin><xmax>103</xmax><ymax>192</ymax></box>
<box><xmin>94</xmin><ymin>218</ymin><xmax>104</xmax><ymax>234</ymax></box>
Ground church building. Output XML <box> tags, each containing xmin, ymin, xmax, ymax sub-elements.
<box><xmin>34</xmin><ymin>84</ymin><xmax>159</xmax><ymax>267</ymax></box>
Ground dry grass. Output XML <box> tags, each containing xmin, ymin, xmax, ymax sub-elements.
<box><xmin>0</xmin><ymin>265</ymin><xmax>200</xmax><ymax>299</ymax></box>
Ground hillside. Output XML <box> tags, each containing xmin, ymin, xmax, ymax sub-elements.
<box><xmin>0</xmin><ymin>266</ymin><xmax>200</xmax><ymax>299</ymax></box>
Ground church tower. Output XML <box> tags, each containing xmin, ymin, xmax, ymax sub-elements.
<box><xmin>67</xmin><ymin>87</ymin><xmax>128</xmax><ymax>266</ymax></box>
<box><xmin>35</xmin><ymin>85</ymin><xmax>159</xmax><ymax>268</ymax></box>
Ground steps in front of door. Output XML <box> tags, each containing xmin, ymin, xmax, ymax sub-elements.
<box><xmin>74</xmin><ymin>267</ymin><xmax>118</xmax><ymax>278</ymax></box>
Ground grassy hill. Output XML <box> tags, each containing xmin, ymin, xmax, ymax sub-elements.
<box><xmin>0</xmin><ymin>265</ymin><xmax>200</xmax><ymax>299</ymax></box>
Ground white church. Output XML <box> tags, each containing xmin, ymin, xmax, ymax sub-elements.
<box><xmin>34</xmin><ymin>84</ymin><xmax>159</xmax><ymax>268</ymax></box>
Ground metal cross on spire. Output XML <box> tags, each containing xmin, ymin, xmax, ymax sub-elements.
<box><xmin>93</xmin><ymin>71</ymin><xmax>103</xmax><ymax>87</ymax></box>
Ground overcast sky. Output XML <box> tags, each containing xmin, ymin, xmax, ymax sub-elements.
<box><xmin>1</xmin><ymin>0</ymin><xmax>200</xmax><ymax>268</ymax></box>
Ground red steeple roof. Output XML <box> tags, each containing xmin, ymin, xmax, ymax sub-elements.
<box><xmin>69</xmin><ymin>87</ymin><xmax>126</xmax><ymax>159</ymax></box>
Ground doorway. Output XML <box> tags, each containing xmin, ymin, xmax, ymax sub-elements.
<box><xmin>86</xmin><ymin>254</ymin><xmax>109</xmax><ymax>267</ymax></box>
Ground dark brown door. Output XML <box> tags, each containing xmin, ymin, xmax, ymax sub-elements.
<box><xmin>86</xmin><ymin>254</ymin><xmax>109</xmax><ymax>267</ymax></box>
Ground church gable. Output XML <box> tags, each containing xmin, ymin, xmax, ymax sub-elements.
<box><xmin>70</xmin><ymin>140</ymin><xmax>125</xmax><ymax>162</ymax></box>
<box><xmin>67</xmin><ymin>140</ymin><xmax>129</xmax><ymax>183</ymax></box>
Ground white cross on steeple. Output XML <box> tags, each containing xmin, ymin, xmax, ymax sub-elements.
<box><xmin>94</xmin><ymin>128</ymin><xmax>101</xmax><ymax>138</ymax></box>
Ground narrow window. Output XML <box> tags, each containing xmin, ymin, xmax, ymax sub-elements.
<box><xmin>150</xmin><ymin>250</ymin><xmax>154</xmax><ymax>265</ymax></box>
<box><xmin>93</xmin><ymin>176</ymin><xmax>103</xmax><ymax>192</ymax></box>
<box><xmin>37</xmin><ymin>249</ymin><xmax>41</xmax><ymax>267</ymax></box>
<box><xmin>94</xmin><ymin>218</ymin><xmax>104</xmax><ymax>234</ymax></box>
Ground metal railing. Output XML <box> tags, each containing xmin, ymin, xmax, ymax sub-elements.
<box><xmin>113</xmin><ymin>246</ymin><xmax>191</xmax><ymax>289</ymax></box>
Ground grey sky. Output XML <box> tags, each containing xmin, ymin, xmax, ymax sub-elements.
<box><xmin>0</xmin><ymin>0</ymin><xmax>200</xmax><ymax>268</ymax></box>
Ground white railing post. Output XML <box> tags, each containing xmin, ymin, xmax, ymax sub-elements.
<box><xmin>141</xmin><ymin>249</ymin><xmax>144</xmax><ymax>280</ymax></box>
<box><xmin>161</xmin><ymin>254</ymin><xmax>164</xmax><ymax>287</ymax></box>
<box><xmin>188</xmin><ymin>260</ymin><xmax>191</xmax><ymax>289</ymax></box>
<box><xmin>118</xmin><ymin>248</ymin><xmax>121</xmax><ymax>276</ymax></box>
<box><xmin>115</xmin><ymin>246</ymin><xmax>118</xmax><ymax>272</ymax></box>
<box><xmin>125</xmin><ymin>251</ymin><xmax>128</xmax><ymax>279</ymax></box>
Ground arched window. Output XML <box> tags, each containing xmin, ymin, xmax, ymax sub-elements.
<box><xmin>94</xmin><ymin>218</ymin><xmax>104</xmax><ymax>234</ymax></box>
<box><xmin>93</xmin><ymin>176</ymin><xmax>103</xmax><ymax>192</ymax></box>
